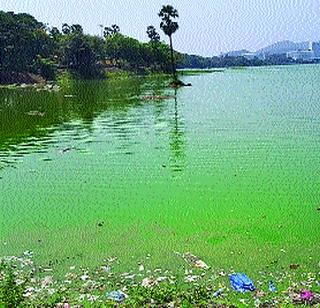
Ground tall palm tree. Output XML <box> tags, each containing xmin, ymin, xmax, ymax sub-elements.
<box><xmin>158</xmin><ymin>5</ymin><xmax>179</xmax><ymax>80</ymax></box>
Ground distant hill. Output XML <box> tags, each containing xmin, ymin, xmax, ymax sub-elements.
<box><xmin>255</xmin><ymin>40</ymin><xmax>310</xmax><ymax>56</ymax></box>
<box><xmin>178</xmin><ymin>39</ymin><xmax>320</xmax><ymax>69</ymax></box>
<box><xmin>223</xmin><ymin>40</ymin><xmax>312</xmax><ymax>58</ymax></box>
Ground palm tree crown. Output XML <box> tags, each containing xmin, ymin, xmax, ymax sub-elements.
<box><xmin>158</xmin><ymin>5</ymin><xmax>179</xmax><ymax>37</ymax></box>
<box><xmin>158</xmin><ymin>5</ymin><xmax>179</xmax><ymax>81</ymax></box>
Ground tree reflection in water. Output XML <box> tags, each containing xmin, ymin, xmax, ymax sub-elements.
<box><xmin>169</xmin><ymin>89</ymin><xmax>186</xmax><ymax>173</ymax></box>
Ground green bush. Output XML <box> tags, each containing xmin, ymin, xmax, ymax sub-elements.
<box><xmin>57</xmin><ymin>70</ymin><xmax>73</xmax><ymax>89</ymax></box>
<box><xmin>35</xmin><ymin>56</ymin><xmax>57</xmax><ymax>80</ymax></box>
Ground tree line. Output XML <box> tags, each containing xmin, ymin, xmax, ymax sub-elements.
<box><xmin>1</xmin><ymin>7</ymin><xmax>304</xmax><ymax>85</ymax></box>
<box><xmin>177</xmin><ymin>52</ymin><xmax>315</xmax><ymax>69</ymax></box>
<box><xmin>0</xmin><ymin>6</ymin><xmax>180</xmax><ymax>83</ymax></box>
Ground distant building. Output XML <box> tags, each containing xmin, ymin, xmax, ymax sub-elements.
<box><xmin>286</xmin><ymin>41</ymin><xmax>320</xmax><ymax>61</ymax></box>
<box><xmin>242</xmin><ymin>53</ymin><xmax>257</xmax><ymax>60</ymax></box>
<box><xmin>287</xmin><ymin>50</ymin><xmax>315</xmax><ymax>61</ymax></box>
<box><xmin>311</xmin><ymin>42</ymin><xmax>320</xmax><ymax>58</ymax></box>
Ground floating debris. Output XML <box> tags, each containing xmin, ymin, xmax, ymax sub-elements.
<box><xmin>156</xmin><ymin>276</ymin><xmax>167</xmax><ymax>282</ymax></box>
<box><xmin>106</xmin><ymin>290</ymin><xmax>127</xmax><ymax>302</ymax></box>
<box><xmin>229</xmin><ymin>273</ymin><xmax>255</xmax><ymax>293</ymax></box>
<box><xmin>213</xmin><ymin>288</ymin><xmax>224</xmax><ymax>297</ymax></box>
<box><xmin>289</xmin><ymin>263</ymin><xmax>300</xmax><ymax>270</ymax></box>
<box><xmin>239</xmin><ymin>298</ymin><xmax>248</xmax><ymax>305</ymax></box>
<box><xmin>286</xmin><ymin>287</ymin><xmax>300</xmax><ymax>302</ymax></box>
<box><xmin>101</xmin><ymin>265</ymin><xmax>111</xmax><ymax>272</ymax></box>
<box><xmin>141</xmin><ymin>277</ymin><xmax>158</xmax><ymax>288</ymax></box>
<box><xmin>23</xmin><ymin>250</ymin><xmax>33</xmax><ymax>257</ymax></box>
<box><xmin>254</xmin><ymin>298</ymin><xmax>261</xmax><ymax>307</ymax></box>
<box><xmin>194</xmin><ymin>259</ymin><xmax>209</xmax><ymax>269</ymax></box>
<box><xmin>185</xmin><ymin>275</ymin><xmax>199</xmax><ymax>283</ymax></box>
<box><xmin>41</xmin><ymin>276</ymin><xmax>53</xmax><ymax>288</ymax></box>
<box><xmin>80</xmin><ymin>273</ymin><xmax>90</xmax><ymax>281</ymax></box>
<box><xmin>269</xmin><ymin>280</ymin><xmax>277</xmax><ymax>292</ymax></box>
<box><xmin>300</xmin><ymin>289</ymin><xmax>314</xmax><ymax>301</ymax></box>
<box><xmin>255</xmin><ymin>290</ymin><xmax>265</xmax><ymax>298</ymax></box>
<box><xmin>107</xmin><ymin>256</ymin><xmax>117</xmax><ymax>263</ymax></box>
<box><xmin>25</xmin><ymin>110</ymin><xmax>45</xmax><ymax>117</ymax></box>
<box><xmin>182</xmin><ymin>252</ymin><xmax>209</xmax><ymax>269</ymax></box>
<box><xmin>1</xmin><ymin>251</ymin><xmax>320</xmax><ymax>306</ymax></box>
<box><xmin>59</xmin><ymin>147</ymin><xmax>75</xmax><ymax>154</ymax></box>
<box><xmin>56</xmin><ymin>303</ymin><xmax>70</xmax><ymax>308</ymax></box>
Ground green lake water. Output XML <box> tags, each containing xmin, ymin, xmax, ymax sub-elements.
<box><xmin>1</xmin><ymin>65</ymin><xmax>320</xmax><ymax>276</ymax></box>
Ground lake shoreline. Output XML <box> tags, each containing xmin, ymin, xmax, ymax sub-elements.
<box><xmin>1</xmin><ymin>63</ymin><xmax>318</xmax><ymax>90</ymax></box>
<box><xmin>1</xmin><ymin>251</ymin><xmax>319</xmax><ymax>307</ymax></box>
<box><xmin>0</xmin><ymin>69</ymin><xmax>160</xmax><ymax>90</ymax></box>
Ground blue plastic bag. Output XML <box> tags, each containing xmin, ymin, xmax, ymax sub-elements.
<box><xmin>269</xmin><ymin>280</ymin><xmax>277</xmax><ymax>292</ymax></box>
<box><xmin>229</xmin><ymin>273</ymin><xmax>255</xmax><ymax>292</ymax></box>
<box><xmin>106</xmin><ymin>290</ymin><xmax>126</xmax><ymax>302</ymax></box>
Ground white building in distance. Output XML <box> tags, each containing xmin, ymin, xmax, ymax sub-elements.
<box><xmin>311</xmin><ymin>42</ymin><xmax>320</xmax><ymax>58</ymax></box>
<box><xmin>287</xmin><ymin>41</ymin><xmax>320</xmax><ymax>61</ymax></box>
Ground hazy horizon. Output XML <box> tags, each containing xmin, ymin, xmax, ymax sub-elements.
<box><xmin>1</xmin><ymin>0</ymin><xmax>320</xmax><ymax>57</ymax></box>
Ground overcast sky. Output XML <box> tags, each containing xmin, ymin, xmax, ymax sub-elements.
<box><xmin>1</xmin><ymin>0</ymin><xmax>320</xmax><ymax>56</ymax></box>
